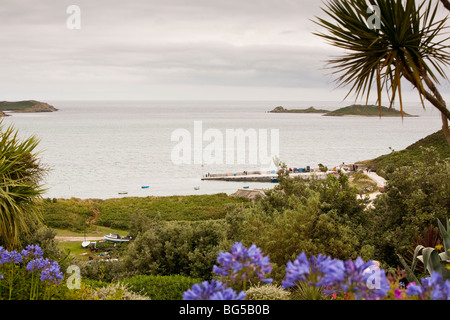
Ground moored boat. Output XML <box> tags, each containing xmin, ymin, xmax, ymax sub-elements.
<box><xmin>104</xmin><ymin>233</ymin><xmax>132</xmax><ymax>243</ymax></box>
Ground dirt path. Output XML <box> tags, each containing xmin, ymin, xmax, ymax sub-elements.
<box><xmin>55</xmin><ymin>236</ymin><xmax>104</xmax><ymax>242</ymax></box>
<box><xmin>356</xmin><ymin>171</ymin><xmax>387</xmax><ymax>208</ymax></box>
<box><xmin>365</xmin><ymin>171</ymin><xmax>387</xmax><ymax>188</ymax></box>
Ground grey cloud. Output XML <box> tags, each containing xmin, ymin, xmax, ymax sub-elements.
<box><xmin>0</xmin><ymin>0</ymin><xmax>448</xmax><ymax>100</ymax></box>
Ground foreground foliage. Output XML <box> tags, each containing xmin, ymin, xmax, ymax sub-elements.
<box><xmin>224</xmin><ymin>166</ymin><xmax>373</xmax><ymax>280</ymax></box>
<box><xmin>183</xmin><ymin>242</ymin><xmax>450</xmax><ymax>300</ymax></box>
<box><xmin>369</xmin><ymin>148</ymin><xmax>450</xmax><ymax>266</ymax></box>
<box><xmin>0</xmin><ymin>122</ymin><xmax>46</xmax><ymax>249</ymax></box>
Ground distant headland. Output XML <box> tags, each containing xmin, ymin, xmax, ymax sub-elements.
<box><xmin>268</xmin><ymin>104</ymin><xmax>417</xmax><ymax>117</ymax></box>
<box><xmin>0</xmin><ymin>100</ymin><xmax>58</xmax><ymax>116</ymax></box>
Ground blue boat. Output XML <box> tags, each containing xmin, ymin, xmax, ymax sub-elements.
<box><xmin>141</xmin><ymin>186</ymin><xmax>149</xmax><ymax>189</ymax></box>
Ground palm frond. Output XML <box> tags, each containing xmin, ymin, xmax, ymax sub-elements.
<box><xmin>312</xmin><ymin>0</ymin><xmax>450</xmax><ymax>118</ymax></box>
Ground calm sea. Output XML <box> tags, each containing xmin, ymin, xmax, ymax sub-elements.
<box><xmin>1</xmin><ymin>100</ymin><xmax>443</xmax><ymax>199</ymax></box>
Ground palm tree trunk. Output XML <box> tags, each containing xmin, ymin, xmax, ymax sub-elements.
<box><xmin>440</xmin><ymin>0</ymin><xmax>450</xmax><ymax>147</ymax></box>
<box><xmin>441</xmin><ymin>113</ymin><xmax>450</xmax><ymax>147</ymax></box>
<box><xmin>420</xmin><ymin>72</ymin><xmax>450</xmax><ymax>148</ymax></box>
<box><xmin>401</xmin><ymin>64</ymin><xmax>450</xmax><ymax>147</ymax></box>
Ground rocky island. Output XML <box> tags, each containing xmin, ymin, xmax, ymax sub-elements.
<box><xmin>268</xmin><ymin>106</ymin><xmax>330</xmax><ymax>113</ymax></box>
<box><xmin>268</xmin><ymin>104</ymin><xmax>417</xmax><ymax>117</ymax></box>
<box><xmin>323</xmin><ymin>104</ymin><xmax>416</xmax><ymax>117</ymax></box>
<box><xmin>0</xmin><ymin>100</ymin><xmax>58</xmax><ymax>116</ymax></box>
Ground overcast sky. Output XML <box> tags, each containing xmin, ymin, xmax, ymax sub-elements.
<box><xmin>0</xmin><ymin>0</ymin><xmax>449</xmax><ymax>102</ymax></box>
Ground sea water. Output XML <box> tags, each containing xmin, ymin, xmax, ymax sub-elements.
<box><xmin>1</xmin><ymin>100</ymin><xmax>443</xmax><ymax>199</ymax></box>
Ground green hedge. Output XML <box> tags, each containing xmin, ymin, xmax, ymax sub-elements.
<box><xmin>122</xmin><ymin>274</ymin><xmax>202</xmax><ymax>300</ymax></box>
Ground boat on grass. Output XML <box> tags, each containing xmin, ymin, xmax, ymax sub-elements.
<box><xmin>104</xmin><ymin>233</ymin><xmax>132</xmax><ymax>243</ymax></box>
<box><xmin>81</xmin><ymin>241</ymin><xmax>91</xmax><ymax>248</ymax></box>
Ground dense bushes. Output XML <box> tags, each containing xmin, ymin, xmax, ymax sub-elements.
<box><xmin>368</xmin><ymin>148</ymin><xmax>450</xmax><ymax>266</ymax></box>
<box><xmin>122</xmin><ymin>274</ymin><xmax>202</xmax><ymax>300</ymax></box>
<box><xmin>224</xmin><ymin>167</ymin><xmax>374</xmax><ymax>280</ymax></box>
<box><xmin>123</xmin><ymin>218</ymin><xmax>226</xmax><ymax>279</ymax></box>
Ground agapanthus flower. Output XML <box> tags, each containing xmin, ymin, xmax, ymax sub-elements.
<box><xmin>0</xmin><ymin>247</ymin><xmax>10</xmax><ymax>265</ymax></box>
<box><xmin>406</xmin><ymin>272</ymin><xmax>450</xmax><ymax>300</ymax></box>
<box><xmin>282</xmin><ymin>252</ymin><xmax>345</xmax><ymax>289</ymax></box>
<box><xmin>26</xmin><ymin>258</ymin><xmax>51</xmax><ymax>273</ymax></box>
<box><xmin>282</xmin><ymin>253</ymin><xmax>390</xmax><ymax>300</ymax></box>
<box><xmin>182</xmin><ymin>279</ymin><xmax>246</xmax><ymax>300</ymax></box>
<box><xmin>5</xmin><ymin>250</ymin><xmax>23</xmax><ymax>264</ymax></box>
<box><xmin>40</xmin><ymin>260</ymin><xmax>63</xmax><ymax>285</ymax></box>
<box><xmin>212</xmin><ymin>242</ymin><xmax>273</xmax><ymax>284</ymax></box>
<box><xmin>21</xmin><ymin>245</ymin><xmax>44</xmax><ymax>259</ymax></box>
<box><xmin>340</xmin><ymin>257</ymin><xmax>390</xmax><ymax>300</ymax></box>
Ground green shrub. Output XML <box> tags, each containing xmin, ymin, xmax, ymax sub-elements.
<box><xmin>61</xmin><ymin>282</ymin><xmax>149</xmax><ymax>300</ymax></box>
<box><xmin>78</xmin><ymin>260</ymin><xmax>126</xmax><ymax>283</ymax></box>
<box><xmin>245</xmin><ymin>284</ymin><xmax>291</xmax><ymax>300</ymax></box>
<box><xmin>122</xmin><ymin>274</ymin><xmax>202</xmax><ymax>300</ymax></box>
<box><xmin>123</xmin><ymin>219</ymin><xmax>226</xmax><ymax>279</ymax></box>
<box><xmin>370</xmin><ymin>148</ymin><xmax>450</xmax><ymax>266</ymax></box>
<box><xmin>225</xmin><ymin>166</ymin><xmax>373</xmax><ymax>281</ymax></box>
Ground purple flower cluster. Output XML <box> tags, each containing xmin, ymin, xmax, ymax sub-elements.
<box><xmin>21</xmin><ymin>245</ymin><xmax>44</xmax><ymax>259</ymax></box>
<box><xmin>339</xmin><ymin>257</ymin><xmax>390</xmax><ymax>300</ymax></box>
<box><xmin>406</xmin><ymin>272</ymin><xmax>450</xmax><ymax>300</ymax></box>
<box><xmin>282</xmin><ymin>252</ymin><xmax>345</xmax><ymax>289</ymax></box>
<box><xmin>0</xmin><ymin>245</ymin><xmax>63</xmax><ymax>285</ymax></box>
<box><xmin>26</xmin><ymin>257</ymin><xmax>63</xmax><ymax>285</ymax></box>
<box><xmin>0</xmin><ymin>248</ymin><xmax>23</xmax><ymax>264</ymax></box>
<box><xmin>212</xmin><ymin>242</ymin><xmax>273</xmax><ymax>284</ymax></box>
<box><xmin>183</xmin><ymin>279</ymin><xmax>246</xmax><ymax>300</ymax></box>
<box><xmin>26</xmin><ymin>257</ymin><xmax>50</xmax><ymax>272</ymax></box>
<box><xmin>282</xmin><ymin>253</ymin><xmax>390</xmax><ymax>300</ymax></box>
<box><xmin>40</xmin><ymin>261</ymin><xmax>63</xmax><ymax>284</ymax></box>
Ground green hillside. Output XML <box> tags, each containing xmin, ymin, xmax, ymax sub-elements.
<box><xmin>361</xmin><ymin>129</ymin><xmax>450</xmax><ymax>176</ymax></box>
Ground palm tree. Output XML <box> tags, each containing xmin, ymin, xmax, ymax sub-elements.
<box><xmin>313</xmin><ymin>0</ymin><xmax>450</xmax><ymax>146</ymax></box>
<box><xmin>0</xmin><ymin>121</ymin><xmax>46</xmax><ymax>249</ymax></box>
<box><xmin>441</xmin><ymin>0</ymin><xmax>450</xmax><ymax>10</ymax></box>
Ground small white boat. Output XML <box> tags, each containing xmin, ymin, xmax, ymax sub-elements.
<box><xmin>104</xmin><ymin>233</ymin><xmax>132</xmax><ymax>243</ymax></box>
<box><xmin>81</xmin><ymin>241</ymin><xmax>91</xmax><ymax>248</ymax></box>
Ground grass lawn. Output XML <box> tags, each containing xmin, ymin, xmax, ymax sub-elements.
<box><xmin>54</xmin><ymin>226</ymin><xmax>130</xmax><ymax>261</ymax></box>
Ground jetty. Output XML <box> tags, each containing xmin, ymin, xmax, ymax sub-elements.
<box><xmin>201</xmin><ymin>170</ymin><xmax>330</xmax><ymax>182</ymax></box>
<box><xmin>201</xmin><ymin>163</ymin><xmax>366</xmax><ymax>183</ymax></box>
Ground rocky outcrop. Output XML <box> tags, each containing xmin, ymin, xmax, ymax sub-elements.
<box><xmin>268</xmin><ymin>106</ymin><xmax>329</xmax><ymax>113</ymax></box>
